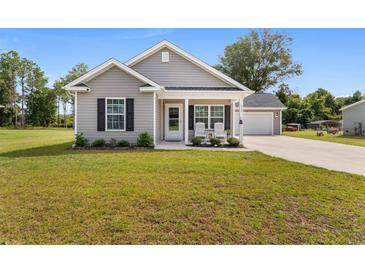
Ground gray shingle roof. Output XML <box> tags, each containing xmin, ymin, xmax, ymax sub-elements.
<box><xmin>165</xmin><ymin>86</ymin><xmax>242</xmax><ymax>91</ymax></box>
<box><xmin>243</xmin><ymin>93</ymin><xmax>285</xmax><ymax>108</ymax></box>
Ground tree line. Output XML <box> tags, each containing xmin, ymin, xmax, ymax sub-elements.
<box><xmin>0</xmin><ymin>50</ymin><xmax>87</xmax><ymax>128</ymax></box>
<box><xmin>216</xmin><ymin>30</ymin><xmax>364</xmax><ymax>126</ymax></box>
<box><xmin>1</xmin><ymin>30</ymin><xmax>363</xmax><ymax>128</ymax></box>
<box><xmin>275</xmin><ymin>84</ymin><xmax>363</xmax><ymax>125</ymax></box>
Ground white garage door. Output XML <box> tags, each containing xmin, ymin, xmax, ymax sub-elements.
<box><xmin>235</xmin><ymin>112</ymin><xmax>273</xmax><ymax>135</ymax></box>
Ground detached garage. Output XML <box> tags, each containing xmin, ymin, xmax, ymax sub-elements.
<box><xmin>235</xmin><ymin>93</ymin><xmax>285</xmax><ymax>136</ymax></box>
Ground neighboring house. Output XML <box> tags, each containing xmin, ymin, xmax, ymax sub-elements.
<box><xmin>340</xmin><ymin>99</ymin><xmax>365</xmax><ymax>136</ymax></box>
<box><xmin>64</xmin><ymin>40</ymin><xmax>285</xmax><ymax>145</ymax></box>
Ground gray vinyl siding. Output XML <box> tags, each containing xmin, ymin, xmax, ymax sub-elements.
<box><xmin>131</xmin><ymin>48</ymin><xmax>234</xmax><ymax>87</ymax></box>
<box><xmin>342</xmin><ymin>103</ymin><xmax>365</xmax><ymax>135</ymax></box>
<box><xmin>77</xmin><ymin>66</ymin><xmax>154</xmax><ymax>143</ymax></box>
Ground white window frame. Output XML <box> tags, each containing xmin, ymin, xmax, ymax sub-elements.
<box><xmin>161</xmin><ymin>51</ymin><xmax>169</xmax><ymax>62</ymax></box>
<box><xmin>105</xmin><ymin>97</ymin><xmax>126</xmax><ymax>131</ymax></box>
<box><xmin>194</xmin><ymin>104</ymin><xmax>225</xmax><ymax>130</ymax></box>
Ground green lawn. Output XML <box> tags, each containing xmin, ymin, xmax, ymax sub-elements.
<box><xmin>1</xmin><ymin>128</ymin><xmax>365</xmax><ymax>244</ymax></box>
<box><xmin>284</xmin><ymin>129</ymin><xmax>365</xmax><ymax>147</ymax></box>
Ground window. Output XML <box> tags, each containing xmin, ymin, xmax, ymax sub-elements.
<box><xmin>161</xmin><ymin>51</ymin><xmax>169</xmax><ymax>62</ymax></box>
<box><xmin>209</xmin><ymin>105</ymin><xmax>224</xmax><ymax>129</ymax></box>
<box><xmin>194</xmin><ymin>105</ymin><xmax>224</xmax><ymax>129</ymax></box>
<box><xmin>106</xmin><ymin>98</ymin><xmax>125</xmax><ymax>131</ymax></box>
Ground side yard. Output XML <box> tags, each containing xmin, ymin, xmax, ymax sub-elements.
<box><xmin>0</xmin><ymin>128</ymin><xmax>365</xmax><ymax>244</ymax></box>
<box><xmin>284</xmin><ymin>129</ymin><xmax>365</xmax><ymax>147</ymax></box>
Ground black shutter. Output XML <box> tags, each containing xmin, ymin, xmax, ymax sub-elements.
<box><xmin>126</xmin><ymin>98</ymin><xmax>134</xmax><ymax>131</ymax></box>
<box><xmin>97</xmin><ymin>98</ymin><xmax>105</xmax><ymax>131</ymax></box>
<box><xmin>225</xmin><ymin>105</ymin><xmax>231</xmax><ymax>130</ymax></box>
<box><xmin>189</xmin><ymin>105</ymin><xmax>194</xmax><ymax>130</ymax></box>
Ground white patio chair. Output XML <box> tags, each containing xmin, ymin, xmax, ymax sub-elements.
<box><xmin>214</xmin><ymin>122</ymin><xmax>226</xmax><ymax>142</ymax></box>
<box><xmin>194</xmin><ymin>122</ymin><xmax>206</xmax><ymax>140</ymax></box>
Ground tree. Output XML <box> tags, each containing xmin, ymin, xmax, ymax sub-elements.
<box><xmin>275</xmin><ymin>83</ymin><xmax>293</xmax><ymax>105</ymax></box>
<box><xmin>27</xmin><ymin>88</ymin><xmax>56</xmax><ymax>126</ymax></box>
<box><xmin>17</xmin><ymin>58</ymin><xmax>34</xmax><ymax>127</ymax></box>
<box><xmin>26</xmin><ymin>64</ymin><xmax>53</xmax><ymax>126</ymax></box>
<box><xmin>305</xmin><ymin>88</ymin><xmax>338</xmax><ymax>121</ymax></box>
<box><xmin>216</xmin><ymin>30</ymin><xmax>303</xmax><ymax>91</ymax></box>
<box><xmin>53</xmin><ymin>63</ymin><xmax>88</xmax><ymax>128</ymax></box>
<box><xmin>0</xmin><ymin>51</ymin><xmax>20</xmax><ymax>127</ymax></box>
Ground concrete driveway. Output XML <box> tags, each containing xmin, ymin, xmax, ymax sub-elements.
<box><xmin>244</xmin><ymin>135</ymin><xmax>365</xmax><ymax>176</ymax></box>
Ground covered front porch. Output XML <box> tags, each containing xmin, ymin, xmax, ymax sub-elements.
<box><xmin>155</xmin><ymin>90</ymin><xmax>248</xmax><ymax>145</ymax></box>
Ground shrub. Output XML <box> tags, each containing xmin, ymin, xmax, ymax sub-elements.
<box><xmin>191</xmin><ymin>137</ymin><xmax>203</xmax><ymax>146</ymax></box>
<box><xmin>116</xmin><ymin>140</ymin><xmax>130</xmax><ymax>147</ymax></box>
<box><xmin>227</xmin><ymin>137</ymin><xmax>240</xmax><ymax>147</ymax></box>
<box><xmin>209</xmin><ymin>138</ymin><xmax>222</xmax><ymax>147</ymax></box>
<box><xmin>137</xmin><ymin>132</ymin><xmax>153</xmax><ymax>147</ymax></box>
<box><xmin>75</xmin><ymin>133</ymin><xmax>88</xmax><ymax>147</ymax></box>
<box><xmin>92</xmin><ymin>139</ymin><xmax>106</xmax><ymax>147</ymax></box>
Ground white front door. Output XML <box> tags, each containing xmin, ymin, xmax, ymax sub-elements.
<box><xmin>165</xmin><ymin>104</ymin><xmax>183</xmax><ymax>141</ymax></box>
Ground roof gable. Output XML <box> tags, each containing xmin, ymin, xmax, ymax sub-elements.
<box><xmin>125</xmin><ymin>40</ymin><xmax>252</xmax><ymax>91</ymax></box>
<box><xmin>340</xmin><ymin>99</ymin><xmax>365</xmax><ymax>111</ymax></box>
<box><xmin>64</xmin><ymin>58</ymin><xmax>160</xmax><ymax>91</ymax></box>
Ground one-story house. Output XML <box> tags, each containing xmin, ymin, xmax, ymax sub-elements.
<box><xmin>340</xmin><ymin>99</ymin><xmax>365</xmax><ymax>136</ymax></box>
<box><xmin>64</xmin><ymin>40</ymin><xmax>285</xmax><ymax>145</ymax></box>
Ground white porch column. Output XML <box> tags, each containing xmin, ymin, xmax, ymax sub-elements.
<box><xmin>231</xmin><ymin>100</ymin><xmax>236</xmax><ymax>138</ymax></box>
<box><xmin>153</xmin><ymin>92</ymin><xmax>156</xmax><ymax>146</ymax></box>
<box><xmin>160</xmin><ymin>99</ymin><xmax>163</xmax><ymax>140</ymax></box>
<box><xmin>184</xmin><ymin>98</ymin><xmax>189</xmax><ymax>145</ymax></box>
<box><xmin>239</xmin><ymin>97</ymin><xmax>244</xmax><ymax>147</ymax></box>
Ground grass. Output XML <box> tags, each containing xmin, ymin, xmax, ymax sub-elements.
<box><xmin>1</xmin><ymin>128</ymin><xmax>365</xmax><ymax>244</ymax></box>
<box><xmin>284</xmin><ymin>129</ymin><xmax>365</xmax><ymax>147</ymax></box>
<box><xmin>0</xmin><ymin>127</ymin><xmax>74</xmax><ymax>154</ymax></box>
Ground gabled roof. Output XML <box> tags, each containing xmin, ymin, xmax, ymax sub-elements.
<box><xmin>125</xmin><ymin>40</ymin><xmax>252</xmax><ymax>92</ymax></box>
<box><xmin>64</xmin><ymin>58</ymin><xmax>161</xmax><ymax>91</ymax></box>
<box><xmin>243</xmin><ymin>93</ymin><xmax>285</xmax><ymax>109</ymax></box>
<box><xmin>340</xmin><ymin>99</ymin><xmax>365</xmax><ymax>111</ymax></box>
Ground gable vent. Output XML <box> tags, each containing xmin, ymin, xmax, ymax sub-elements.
<box><xmin>161</xmin><ymin>51</ymin><xmax>169</xmax><ymax>62</ymax></box>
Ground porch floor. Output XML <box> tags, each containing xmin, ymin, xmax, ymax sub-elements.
<box><xmin>155</xmin><ymin>141</ymin><xmax>253</xmax><ymax>151</ymax></box>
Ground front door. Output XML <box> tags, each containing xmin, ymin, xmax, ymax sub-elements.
<box><xmin>165</xmin><ymin>104</ymin><xmax>183</xmax><ymax>141</ymax></box>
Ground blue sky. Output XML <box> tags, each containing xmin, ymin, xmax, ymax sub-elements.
<box><xmin>0</xmin><ymin>28</ymin><xmax>364</xmax><ymax>97</ymax></box>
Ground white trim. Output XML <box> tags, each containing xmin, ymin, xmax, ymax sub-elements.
<box><xmin>105</xmin><ymin>97</ymin><xmax>126</xmax><ymax>132</ymax></box>
<box><xmin>239</xmin><ymin>98</ymin><xmax>243</xmax><ymax>146</ymax></box>
<box><xmin>184</xmin><ymin>98</ymin><xmax>189</xmax><ymax>145</ymax></box>
<box><xmin>271</xmin><ymin>112</ymin><xmax>274</xmax><ymax>136</ymax></box>
<box><xmin>74</xmin><ymin>92</ymin><xmax>77</xmax><ymax>134</ymax></box>
<box><xmin>125</xmin><ymin>40</ymin><xmax>253</xmax><ymax>92</ymax></box>
<box><xmin>340</xmin><ymin>99</ymin><xmax>365</xmax><ymax>111</ymax></box>
<box><xmin>165</xmin><ymin>103</ymin><xmax>183</xmax><ymax>141</ymax></box>
<box><xmin>194</xmin><ymin>104</ymin><xmax>225</xmax><ymax>130</ymax></box>
<box><xmin>231</xmin><ymin>100</ymin><xmax>236</xmax><ymax>137</ymax></box>
<box><xmin>67</xmin><ymin>86</ymin><xmax>91</xmax><ymax>92</ymax></box>
<box><xmin>241</xmin><ymin>107</ymin><xmax>287</xmax><ymax>110</ymax></box>
<box><xmin>279</xmin><ymin>111</ymin><xmax>282</xmax><ymax>135</ymax></box>
<box><xmin>157</xmin><ymin>91</ymin><xmax>248</xmax><ymax>100</ymax></box>
<box><xmin>63</xmin><ymin>58</ymin><xmax>161</xmax><ymax>90</ymax></box>
<box><xmin>140</xmin><ymin>86</ymin><xmax>162</xmax><ymax>92</ymax></box>
<box><xmin>160</xmin><ymin>99</ymin><xmax>164</xmax><ymax>141</ymax></box>
<box><xmin>153</xmin><ymin>92</ymin><xmax>156</xmax><ymax>145</ymax></box>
